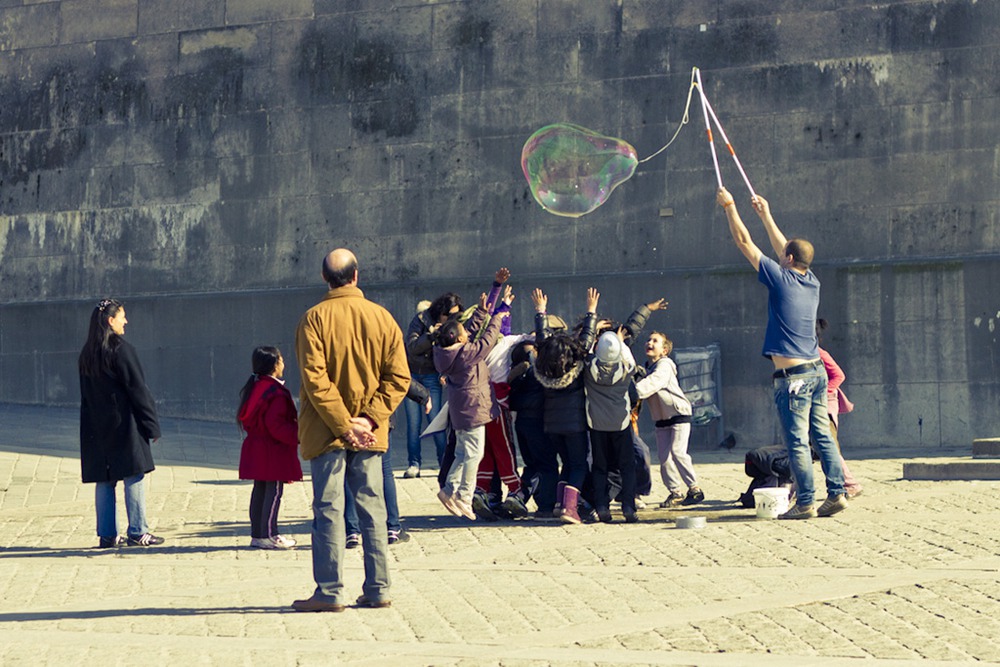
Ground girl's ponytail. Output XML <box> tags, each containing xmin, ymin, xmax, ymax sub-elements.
<box><xmin>236</xmin><ymin>374</ymin><xmax>257</xmax><ymax>433</ymax></box>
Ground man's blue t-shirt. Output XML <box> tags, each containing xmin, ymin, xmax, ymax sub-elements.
<box><xmin>757</xmin><ymin>255</ymin><xmax>820</xmax><ymax>360</ymax></box>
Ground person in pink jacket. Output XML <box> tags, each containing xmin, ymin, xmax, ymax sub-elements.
<box><xmin>817</xmin><ymin>320</ymin><xmax>862</xmax><ymax>498</ymax></box>
<box><xmin>237</xmin><ymin>346</ymin><xmax>304</xmax><ymax>549</ymax></box>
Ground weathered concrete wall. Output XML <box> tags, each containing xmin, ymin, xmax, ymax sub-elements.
<box><xmin>0</xmin><ymin>0</ymin><xmax>998</xmax><ymax>449</ymax></box>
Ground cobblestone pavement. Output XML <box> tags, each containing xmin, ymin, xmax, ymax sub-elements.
<box><xmin>1</xmin><ymin>404</ymin><xmax>999</xmax><ymax>666</ymax></box>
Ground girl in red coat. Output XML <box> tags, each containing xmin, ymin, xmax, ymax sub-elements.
<box><xmin>237</xmin><ymin>346</ymin><xmax>303</xmax><ymax>549</ymax></box>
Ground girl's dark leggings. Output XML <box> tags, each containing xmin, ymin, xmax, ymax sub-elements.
<box><xmin>249</xmin><ymin>480</ymin><xmax>283</xmax><ymax>539</ymax></box>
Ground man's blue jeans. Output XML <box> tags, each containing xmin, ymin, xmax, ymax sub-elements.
<box><xmin>773</xmin><ymin>364</ymin><xmax>845</xmax><ymax>506</ymax></box>
<box><xmin>404</xmin><ymin>373</ymin><xmax>446</xmax><ymax>466</ymax></box>
<box><xmin>345</xmin><ymin>444</ymin><xmax>399</xmax><ymax>534</ymax></box>
<box><xmin>309</xmin><ymin>448</ymin><xmax>390</xmax><ymax>605</ymax></box>
<box><xmin>95</xmin><ymin>473</ymin><xmax>148</xmax><ymax>539</ymax></box>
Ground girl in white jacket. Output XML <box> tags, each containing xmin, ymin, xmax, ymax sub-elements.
<box><xmin>634</xmin><ymin>332</ymin><xmax>704</xmax><ymax>508</ymax></box>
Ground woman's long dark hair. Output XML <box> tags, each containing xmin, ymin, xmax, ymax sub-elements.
<box><xmin>78</xmin><ymin>299</ymin><xmax>124</xmax><ymax>378</ymax></box>
<box><xmin>237</xmin><ymin>346</ymin><xmax>283</xmax><ymax>431</ymax></box>
<box><xmin>534</xmin><ymin>333</ymin><xmax>587</xmax><ymax>380</ymax></box>
<box><xmin>428</xmin><ymin>292</ymin><xmax>463</xmax><ymax>322</ymax></box>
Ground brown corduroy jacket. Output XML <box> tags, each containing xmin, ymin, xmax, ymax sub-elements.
<box><xmin>295</xmin><ymin>285</ymin><xmax>410</xmax><ymax>460</ymax></box>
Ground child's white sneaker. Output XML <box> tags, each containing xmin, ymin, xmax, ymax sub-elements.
<box><xmin>271</xmin><ymin>535</ymin><xmax>296</xmax><ymax>549</ymax></box>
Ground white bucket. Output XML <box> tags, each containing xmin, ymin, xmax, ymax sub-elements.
<box><xmin>753</xmin><ymin>487</ymin><xmax>790</xmax><ymax>519</ymax></box>
<box><xmin>676</xmin><ymin>516</ymin><xmax>706</xmax><ymax>529</ymax></box>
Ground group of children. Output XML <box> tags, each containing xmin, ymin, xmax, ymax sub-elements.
<box><xmin>427</xmin><ymin>268</ymin><xmax>704</xmax><ymax>524</ymax></box>
<box><xmin>231</xmin><ymin>267</ymin><xmax>707</xmax><ymax>549</ymax></box>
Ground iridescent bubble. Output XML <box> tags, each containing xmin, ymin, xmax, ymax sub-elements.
<box><xmin>521</xmin><ymin>123</ymin><xmax>638</xmax><ymax>218</ymax></box>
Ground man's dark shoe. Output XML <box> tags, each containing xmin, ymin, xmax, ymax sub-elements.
<box><xmin>97</xmin><ymin>535</ymin><xmax>126</xmax><ymax>548</ymax></box>
<box><xmin>623</xmin><ymin>508</ymin><xmax>640</xmax><ymax>524</ymax></box>
<box><xmin>292</xmin><ymin>596</ymin><xmax>346</xmax><ymax>612</ymax></box>
<box><xmin>355</xmin><ymin>595</ymin><xmax>392</xmax><ymax>608</ymax></box>
<box><xmin>387</xmin><ymin>529</ymin><xmax>409</xmax><ymax>545</ymax></box>
<box><xmin>126</xmin><ymin>533</ymin><xmax>164</xmax><ymax>546</ymax></box>
<box><xmin>596</xmin><ymin>507</ymin><xmax>613</xmax><ymax>523</ymax></box>
<box><xmin>817</xmin><ymin>493</ymin><xmax>848</xmax><ymax>517</ymax></box>
<box><xmin>779</xmin><ymin>504</ymin><xmax>818</xmax><ymax>520</ymax></box>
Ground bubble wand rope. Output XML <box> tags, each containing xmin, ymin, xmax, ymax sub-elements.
<box><xmin>692</xmin><ymin>67</ymin><xmax>723</xmax><ymax>188</ymax></box>
<box><xmin>694</xmin><ymin>67</ymin><xmax>757</xmax><ymax>197</ymax></box>
<box><xmin>638</xmin><ymin>68</ymin><xmax>699</xmax><ymax>164</ymax></box>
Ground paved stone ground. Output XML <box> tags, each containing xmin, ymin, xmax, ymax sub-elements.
<box><xmin>1</xmin><ymin>403</ymin><xmax>999</xmax><ymax>666</ymax></box>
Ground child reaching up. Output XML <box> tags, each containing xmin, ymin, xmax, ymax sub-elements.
<box><xmin>585</xmin><ymin>328</ymin><xmax>640</xmax><ymax>523</ymax></box>
<box><xmin>433</xmin><ymin>290</ymin><xmax>512</xmax><ymax>520</ymax></box>
<box><xmin>634</xmin><ymin>332</ymin><xmax>704</xmax><ymax>508</ymax></box>
<box><xmin>237</xmin><ymin>346</ymin><xmax>303</xmax><ymax>549</ymax></box>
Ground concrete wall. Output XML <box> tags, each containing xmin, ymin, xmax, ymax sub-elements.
<box><xmin>1</xmin><ymin>0</ymin><xmax>998</xmax><ymax>450</ymax></box>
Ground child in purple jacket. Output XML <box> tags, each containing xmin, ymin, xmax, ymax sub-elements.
<box><xmin>433</xmin><ymin>290</ymin><xmax>512</xmax><ymax>520</ymax></box>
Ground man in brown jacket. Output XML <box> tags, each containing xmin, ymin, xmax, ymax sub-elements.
<box><xmin>291</xmin><ymin>248</ymin><xmax>410</xmax><ymax>612</ymax></box>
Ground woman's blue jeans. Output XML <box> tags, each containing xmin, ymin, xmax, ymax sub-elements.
<box><xmin>404</xmin><ymin>373</ymin><xmax>446</xmax><ymax>466</ymax></box>
<box><xmin>95</xmin><ymin>473</ymin><xmax>148</xmax><ymax>538</ymax></box>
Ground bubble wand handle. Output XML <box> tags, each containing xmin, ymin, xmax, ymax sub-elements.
<box><xmin>693</xmin><ymin>68</ymin><xmax>724</xmax><ymax>189</ymax></box>
<box><xmin>701</xmin><ymin>89</ymin><xmax>757</xmax><ymax>198</ymax></box>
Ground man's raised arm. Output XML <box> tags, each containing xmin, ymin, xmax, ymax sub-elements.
<box><xmin>718</xmin><ymin>187</ymin><xmax>763</xmax><ymax>271</ymax></box>
<box><xmin>751</xmin><ymin>194</ymin><xmax>787</xmax><ymax>258</ymax></box>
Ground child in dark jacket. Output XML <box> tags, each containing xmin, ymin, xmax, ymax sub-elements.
<box><xmin>433</xmin><ymin>291</ymin><xmax>511</xmax><ymax>520</ymax></box>
<box><xmin>531</xmin><ymin>287</ymin><xmax>598</xmax><ymax>524</ymax></box>
<box><xmin>237</xmin><ymin>346</ymin><xmax>303</xmax><ymax>549</ymax></box>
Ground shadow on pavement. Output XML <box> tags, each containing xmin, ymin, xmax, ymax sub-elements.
<box><xmin>0</xmin><ymin>606</ymin><xmax>291</xmax><ymax>622</ymax></box>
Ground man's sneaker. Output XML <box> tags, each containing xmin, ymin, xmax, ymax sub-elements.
<box><xmin>623</xmin><ymin>508</ymin><xmax>639</xmax><ymax>524</ymax></box>
<box><xmin>472</xmin><ymin>491</ymin><xmax>499</xmax><ymax>521</ymax></box>
<box><xmin>250</xmin><ymin>537</ymin><xmax>276</xmax><ymax>549</ymax></box>
<box><xmin>500</xmin><ymin>494</ymin><xmax>529</xmax><ymax>519</ymax></box>
<box><xmin>97</xmin><ymin>535</ymin><xmax>126</xmax><ymax>548</ymax></box>
<box><xmin>817</xmin><ymin>494</ymin><xmax>849</xmax><ymax>517</ymax></box>
<box><xmin>126</xmin><ymin>533</ymin><xmax>165</xmax><ymax>546</ymax></box>
<box><xmin>271</xmin><ymin>535</ymin><xmax>296</xmax><ymax>549</ymax></box>
<box><xmin>779</xmin><ymin>504</ymin><xmax>818</xmax><ymax>520</ymax></box>
<box><xmin>597</xmin><ymin>507</ymin><xmax>613</xmax><ymax>523</ymax></box>
<box><xmin>345</xmin><ymin>533</ymin><xmax>361</xmax><ymax>549</ymax></box>
<box><xmin>403</xmin><ymin>465</ymin><xmax>420</xmax><ymax>479</ymax></box>
<box><xmin>682</xmin><ymin>487</ymin><xmax>705</xmax><ymax>505</ymax></box>
<box><xmin>659</xmin><ymin>492</ymin><xmax>685</xmax><ymax>508</ymax></box>
<box><xmin>388</xmin><ymin>529</ymin><xmax>410</xmax><ymax>545</ymax></box>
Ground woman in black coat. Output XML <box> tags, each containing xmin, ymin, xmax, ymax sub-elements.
<box><xmin>79</xmin><ymin>299</ymin><xmax>164</xmax><ymax>548</ymax></box>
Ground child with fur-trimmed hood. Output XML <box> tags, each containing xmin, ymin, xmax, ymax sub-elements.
<box><xmin>530</xmin><ymin>287</ymin><xmax>598</xmax><ymax>524</ymax></box>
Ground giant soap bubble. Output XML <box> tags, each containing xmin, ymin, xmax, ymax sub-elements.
<box><xmin>521</xmin><ymin>123</ymin><xmax>638</xmax><ymax>218</ymax></box>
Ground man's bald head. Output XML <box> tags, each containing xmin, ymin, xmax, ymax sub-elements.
<box><xmin>322</xmin><ymin>248</ymin><xmax>358</xmax><ymax>288</ymax></box>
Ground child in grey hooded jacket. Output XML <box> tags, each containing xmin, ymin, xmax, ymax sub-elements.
<box><xmin>584</xmin><ymin>329</ymin><xmax>640</xmax><ymax>522</ymax></box>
